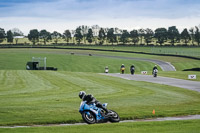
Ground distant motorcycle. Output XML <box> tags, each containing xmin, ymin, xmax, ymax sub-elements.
<box><xmin>79</xmin><ymin>101</ymin><xmax>120</xmax><ymax>124</ymax></box>
<box><xmin>130</xmin><ymin>68</ymin><xmax>135</xmax><ymax>75</ymax></box>
<box><xmin>121</xmin><ymin>67</ymin><xmax>125</xmax><ymax>74</ymax></box>
<box><xmin>153</xmin><ymin>69</ymin><xmax>158</xmax><ymax>77</ymax></box>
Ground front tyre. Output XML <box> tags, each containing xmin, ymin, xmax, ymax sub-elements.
<box><xmin>82</xmin><ymin>111</ymin><xmax>96</xmax><ymax>124</ymax></box>
<box><xmin>109</xmin><ymin>110</ymin><xmax>120</xmax><ymax>123</ymax></box>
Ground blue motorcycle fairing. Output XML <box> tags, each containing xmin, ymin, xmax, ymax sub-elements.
<box><xmin>79</xmin><ymin>101</ymin><xmax>107</xmax><ymax>121</ymax></box>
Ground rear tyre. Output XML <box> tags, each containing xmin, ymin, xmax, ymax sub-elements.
<box><xmin>109</xmin><ymin>110</ymin><xmax>120</xmax><ymax>123</ymax></box>
<box><xmin>82</xmin><ymin>111</ymin><xmax>96</xmax><ymax>124</ymax></box>
<box><xmin>122</xmin><ymin>70</ymin><xmax>124</xmax><ymax>74</ymax></box>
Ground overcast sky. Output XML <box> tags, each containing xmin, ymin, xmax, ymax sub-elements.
<box><xmin>0</xmin><ymin>0</ymin><xmax>200</xmax><ymax>35</ymax></box>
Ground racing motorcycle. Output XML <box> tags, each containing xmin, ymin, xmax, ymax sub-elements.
<box><xmin>79</xmin><ymin>101</ymin><xmax>120</xmax><ymax>124</ymax></box>
<box><xmin>121</xmin><ymin>67</ymin><xmax>125</xmax><ymax>74</ymax></box>
<box><xmin>153</xmin><ymin>69</ymin><xmax>158</xmax><ymax>77</ymax></box>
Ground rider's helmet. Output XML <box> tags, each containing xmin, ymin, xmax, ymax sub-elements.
<box><xmin>79</xmin><ymin>91</ymin><xmax>86</xmax><ymax>99</ymax></box>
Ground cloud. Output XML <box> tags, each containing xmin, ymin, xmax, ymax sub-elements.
<box><xmin>1</xmin><ymin>0</ymin><xmax>200</xmax><ymax>19</ymax></box>
<box><xmin>0</xmin><ymin>0</ymin><xmax>200</xmax><ymax>34</ymax></box>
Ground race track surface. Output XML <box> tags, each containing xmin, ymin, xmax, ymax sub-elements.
<box><xmin>94</xmin><ymin>54</ymin><xmax>176</xmax><ymax>71</ymax></box>
<box><xmin>74</xmin><ymin>53</ymin><xmax>176</xmax><ymax>71</ymax></box>
<box><xmin>101</xmin><ymin>73</ymin><xmax>200</xmax><ymax>92</ymax></box>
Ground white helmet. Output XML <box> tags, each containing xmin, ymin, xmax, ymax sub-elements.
<box><xmin>79</xmin><ymin>91</ymin><xmax>86</xmax><ymax>99</ymax></box>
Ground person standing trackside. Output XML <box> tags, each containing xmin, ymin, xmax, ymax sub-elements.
<box><xmin>120</xmin><ymin>64</ymin><xmax>125</xmax><ymax>74</ymax></box>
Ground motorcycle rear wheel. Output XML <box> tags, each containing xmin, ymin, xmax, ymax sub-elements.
<box><xmin>82</xmin><ymin>111</ymin><xmax>96</xmax><ymax>124</ymax></box>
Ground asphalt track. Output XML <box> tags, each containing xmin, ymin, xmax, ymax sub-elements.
<box><xmin>101</xmin><ymin>73</ymin><xmax>200</xmax><ymax>92</ymax></box>
<box><xmin>75</xmin><ymin>53</ymin><xmax>176</xmax><ymax>71</ymax></box>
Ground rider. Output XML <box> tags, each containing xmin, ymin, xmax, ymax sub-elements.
<box><xmin>120</xmin><ymin>64</ymin><xmax>125</xmax><ymax>74</ymax></box>
<box><xmin>130</xmin><ymin>64</ymin><xmax>135</xmax><ymax>75</ymax></box>
<box><xmin>152</xmin><ymin>65</ymin><xmax>158</xmax><ymax>74</ymax></box>
<box><xmin>105</xmin><ymin>66</ymin><xmax>109</xmax><ymax>73</ymax></box>
<box><xmin>79</xmin><ymin>91</ymin><xmax>110</xmax><ymax>115</ymax></box>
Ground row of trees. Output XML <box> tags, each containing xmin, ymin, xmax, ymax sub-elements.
<box><xmin>1</xmin><ymin>25</ymin><xmax>200</xmax><ymax>46</ymax></box>
<box><xmin>0</xmin><ymin>28</ymin><xmax>24</xmax><ymax>44</ymax></box>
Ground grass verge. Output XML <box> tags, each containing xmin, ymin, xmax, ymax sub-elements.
<box><xmin>1</xmin><ymin>119</ymin><xmax>200</xmax><ymax>133</ymax></box>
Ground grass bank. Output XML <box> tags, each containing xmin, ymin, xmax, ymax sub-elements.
<box><xmin>0</xmin><ymin>70</ymin><xmax>200</xmax><ymax>126</ymax></box>
<box><xmin>1</xmin><ymin>120</ymin><xmax>200</xmax><ymax>133</ymax></box>
<box><xmin>0</xmin><ymin>48</ymin><xmax>199</xmax><ymax>72</ymax></box>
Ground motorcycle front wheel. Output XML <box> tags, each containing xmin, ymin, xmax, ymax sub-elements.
<box><xmin>82</xmin><ymin>111</ymin><xmax>96</xmax><ymax>124</ymax></box>
<box><xmin>109</xmin><ymin>110</ymin><xmax>120</xmax><ymax>123</ymax></box>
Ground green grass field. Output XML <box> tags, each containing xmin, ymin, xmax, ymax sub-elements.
<box><xmin>0</xmin><ymin>48</ymin><xmax>199</xmax><ymax>78</ymax></box>
<box><xmin>0</xmin><ymin>48</ymin><xmax>200</xmax><ymax>132</ymax></box>
<box><xmin>1</xmin><ymin>120</ymin><xmax>200</xmax><ymax>133</ymax></box>
<box><xmin>0</xmin><ymin>70</ymin><xmax>200</xmax><ymax>126</ymax></box>
<box><xmin>0</xmin><ymin>48</ymin><xmax>159</xmax><ymax>72</ymax></box>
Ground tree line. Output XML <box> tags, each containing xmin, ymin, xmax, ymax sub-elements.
<box><xmin>0</xmin><ymin>25</ymin><xmax>200</xmax><ymax>46</ymax></box>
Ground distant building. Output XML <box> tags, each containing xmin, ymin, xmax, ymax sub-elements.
<box><xmin>14</xmin><ymin>36</ymin><xmax>24</xmax><ymax>39</ymax></box>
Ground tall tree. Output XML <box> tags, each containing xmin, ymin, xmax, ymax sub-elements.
<box><xmin>130</xmin><ymin>29</ymin><xmax>139</xmax><ymax>45</ymax></box>
<box><xmin>0</xmin><ymin>28</ymin><xmax>6</xmax><ymax>43</ymax></box>
<box><xmin>120</xmin><ymin>30</ymin><xmax>129</xmax><ymax>44</ymax></box>
<box><xmin>180</xmin><ymin>28</ymin><xmax>191</xmax><ymax>45</ymax></box>
<box><xmin>51</xmin><ymin>31</ymin><xmax>61</xmax><ymax>45</ymax></box>
<box><xmin>28</xmin><ymin>29</ymin><xmax>39</xmax><ymax>45</ymax></box>
<box><xmin>78</xmin><ymin>25</ymin><xmax>88</xmax><ymax>44</ymax></box>
<box><xmin>39</xmin><ymin>29</ymin><xmax>51</xmax><ymax>45</ymax></box>
<box><xmin>86</xmin><ymin>28</ymin><xmax>93</xmax><ymax>44</ymax></box>
<box><xmin>194</xmin><ymin>26</ymin><xmax>200</xmax><ymax>46</ymax></box>
<box><xmin>144</xmin><ymin>28</ymin><xmax>154</xmax><ymax>45</ymax></box>
<box><xmin>168</xmin><ymin>26</ymin><xmax>180</xmax><ymax>46</ymax></box>
<box><xmin>189</xmin><ymin>27</ymin><xmax>195</xmax><ymax>46</ymax></box>
<box><xmin>154</xmin><ymin>28</ymin><xmax>167</xmax><ymax>45</ymax></box>
<box><xmin>138</xmin><ymin>28</ymin><xmax>145</xmax><ymax>45</ymax></box>
<box><xmin>98</xmin><ymin>28</ymin><xmax>106</xmax><ymax>45</ymax></box>
<box><xmin>7</xmin><ymin>30</ymin><xmax>13</xmax><ymax>44</ymax></box>
<box><xmin>74</xmin><ymin>27</ymin><xmax>83</xmax><ymax>44</ymax></box>
<box><xmin>11</xmin><ymin>28</ymin><xmax>23</xmax><ymax>36</ymax></box>
<box><xmin>63</xmin><ymin>30</ymin><xmax>72</xmax><ymax>44</ymax></box>
<box><xmin>107</xmin><ymin>28</ymin><xmax>116</xmax><ymax>45</ymax></box>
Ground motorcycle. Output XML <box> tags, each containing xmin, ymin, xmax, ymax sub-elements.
<box><xmin>153</xmin><ymin>69</ymin><xmax>158</xmax><ymax>77</ymax></box>
<box><xmin>79</xmin><ymin>101</ymin><xmax>120</xmax><ymax>124</ymax></box>
<box><xmin>121</xmin><ymin>67</ymin><xmax>125</xmax><ymax>74</ymax></box>
<box><xmin>130</xmin><ymin>67</ymin><xmax>135</xmax><ymax>75</ymax></box>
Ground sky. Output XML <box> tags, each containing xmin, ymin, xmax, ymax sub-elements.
<box><xmin>0</xmin><ymin>0</ymin><xmax>200</xmax><ymax>35</ymax></box>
